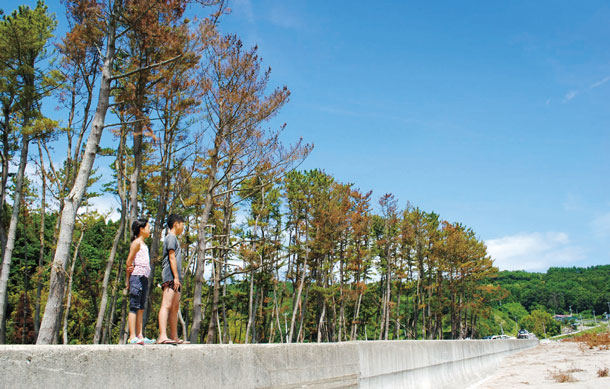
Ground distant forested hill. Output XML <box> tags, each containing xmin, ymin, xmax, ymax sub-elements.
<box><xmin>495</xmin><ymin>265</ymin><xmax>610</xmax><ymax>315</ymax></box>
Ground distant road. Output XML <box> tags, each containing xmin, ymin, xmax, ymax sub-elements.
<box><xmin>550</xmin><ymin>323</ymin><xmax>607</xmax><ymax>339</ymax></box>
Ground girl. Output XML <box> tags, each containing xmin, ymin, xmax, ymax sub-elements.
<box><xmin>126</xmin><ymin>218</ymin><xmax>155</xmax><ymax>344</ymax></box>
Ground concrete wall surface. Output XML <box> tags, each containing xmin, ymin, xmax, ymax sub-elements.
<box><xmin>0</xmin><ymin>339</ymin><xmax>537</xmax><ymax>389</ymax></box>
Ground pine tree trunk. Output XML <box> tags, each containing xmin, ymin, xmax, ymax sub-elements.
<box><xmin>19</xmin><ymin>217</ymin><xmax>31</xmax><ymax>344</ymax></box>
<box><xmin>178</xmin><ymin>308</ymin><xmax>187</xmax><ymax>341</ymax></box>
<box><xmin>208</xmin><ymin>191</ymin><xmax>231</xmax><ymax>344</ymax></box>
<box><xmin>0</xmin><ymin>130</ymin><xmax>29</xmax><ymax>343</ymax></box>
<box><xmin>395</xmin><ymin>281</ymin><xmax>402</xmax><ymax>339</ymax></box>
<box><xmin>103</xmin><ymin>257</ymin><xmax>122</xmax><ymax>344</ymax></box>
<box><xmin>244</xmin><ymin>185</ymin><xmax>262</xmax><ymax>344</ymax></box>
<box><xmin>244</xmin><ymin>265</ymin><xmax>256</xmax><ymax>343</ymax></box>
<box><xmin>142</xmin><ymin>145</ymin><xmax>170</xmax><ymax>330</ymax></box>
<box><xmin>190</xmin><ymin>147</ymin><xmax>219</xmax><ymax>343</ymax></box>
<box><xmin>221</xmin><ymin>257</ymin><xmax>228</xmax><ymax>344</ymax></box>
<box><xmin>288</xmin><ymin>256</ymin><xmax>306</xmax><ymax>343</ymax></box>
<box><xmin>416</xmin><ymin>241</ymin><xmax>424</xmax><ymax>339</ymax></box>
<box><xmin>378</xmin><ymin>281</ymin><xmax>386</xmax><ymax>341</ymax></box>
<box><xmin>296</xmin><ymin>285</ymin><xmax>310</xmax><ymax>343</ymax></box>
<box><xmin>288</xmin><ymin>220</ymin><xmax>308</xmax><ymax>343</ymax></box>
<box><xmin>268</xmin><ymin>300</ymin><xmax>276</xmax><ymax>343</ymax></box>
<box><xmin>94</xmin><ymin>131</ymin><xmax>128</xmax><ymax>344</ymax></box>
<box><xmin>117</xmin><ymin>158</ymin><xmax>130</xmax><ymax>345</ymax></box>
<box><xmin>0</xmin><ymin>101</ymin><xmax>12</xmax><ymax>254</ymax></box>
<box><xmin>338</xmin><ymin>240</ymin><xmax>345</xmax><ymax>342</ymax></box>
<box><xmin>37</xmin><ymin>7</ymin><xmax>118</xmax><ymax>343</ymax></box>
<box><xmin>384</xmin><ymin>247</ymin><xmax>392</xmax><ymax>340</ymax></box>
<box><xmin>252</xmin><ymin>281</ymin><xmax>261</xmax><ymax>343</ymax></box>
<box><xmin>206</xmin><ymin>251</ymin><xmax>222</xmax><ymax>344</ymax></box>
<box><xmin>34</xmin><ymin>139</ymin><xmax>47</xmax><ymax>336</ymax></box>
<box><xmin>93</xmin><ymin>205</ymin><xmax>126</xmax><ymax>343</ymax></box>
<box><xmin>433</xmin><ymin>270</ymin><xmax>440</xmax><ymax>339</ymax></box>
<box><xmin>426</xmin><ymin>278</ymin><xmax>433</xmax><ymax>339</ymax></box>
<box><xmin>330</xmin><ymin>295</ymin><xmax>337</xmax><ymax>343</ymax></box>
<box><xmin>271</xmin><ymin>285</ymin><xmax>282</xmax><ymax>343</ymax></box>
<box><xmin>117</xmin><ymin>290</ymin><xmax>128</xmax><ymax>344</ymax></box>
<box><xmin>351</xmin><ymin>287</ymin><xmax>363</xmax><ymax>340</ymax></box>
<box><xmin>317</xmin><ymin>302</ymin><xmax>326</xmax><ymax>343</ymax></box>
<box><xmin>62</xmin><ymin>231</ymin><xmax>84</xmax><ymax>344</ymax></box>
<box><xmin>128</xmin><ymin>83</ymin><xmax>145</xmax><ymax>227</ymax></box>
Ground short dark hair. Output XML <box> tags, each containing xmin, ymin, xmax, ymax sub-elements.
<box><xmin>167</xmin><ymin>214</ymin><xmax>185</xmax><ymax>229</ymax></box>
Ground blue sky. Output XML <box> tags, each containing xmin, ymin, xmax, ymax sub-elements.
<box><xmin>3</xmin><ymin>0</ymin><xmax>610</xmax><ymax>272</ymax></box>
<box><xmin>215</xmin><ymin>0</ymin><xmax>610</xmax><ymax>272</ymax></box>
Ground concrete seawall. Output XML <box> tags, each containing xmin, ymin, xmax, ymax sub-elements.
<box><xmin>0</xmin><ymin>339</ymin><xmax>538</xmax><ymax>389</ymax></box>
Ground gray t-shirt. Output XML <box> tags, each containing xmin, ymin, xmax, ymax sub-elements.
<box><xmin>162</xmin><ymin>233</ymin><xmax>182</xmax><ymax>282</ymax></box>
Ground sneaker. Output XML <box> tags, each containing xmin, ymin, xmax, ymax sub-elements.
<box><xmin>129</xmin><ymin>338</ymin><xmax>144</xmax><ymax>345</ymax></box>
<box><xmin>140</xmin><ymin>337</ymin><xmax>156</xmax><ymax>344</ymax></box>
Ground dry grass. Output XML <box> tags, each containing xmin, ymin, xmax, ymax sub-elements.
<box><xmin>598</xmin><ymin>367</ymin><xmax>609</xmax><ymax>378</ymax></box>
<box><xmin>563</xmin><ymin>331</ymin><xmax>610</xmax><ymax>350</ymax></box>
<box><xmin>547</xmin><ymin>369</ymin><xmax>577</xmax><ymax>383</ymax></box>
<box><xmin>564</xmin><ymin>365</ymin><xmax>585</xmax><ymax>373</ymax></box>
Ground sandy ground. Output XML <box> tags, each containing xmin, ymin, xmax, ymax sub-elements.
<box><xmin>470</xmin><ymin>340</ymin><xmax>610</xmax><ymax>389</ymax></box>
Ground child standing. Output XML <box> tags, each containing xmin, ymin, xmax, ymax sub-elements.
<box><xmin>157</xmin><ymin>214</ymin><xmax>188</xmax><ymax>344</ymax></box>
<box><xmin>126</xmin><ymin>219</ymin><xmax>155</xmax><ymax>344</ymax></box>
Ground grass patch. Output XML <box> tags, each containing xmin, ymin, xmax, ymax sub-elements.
<box><xmin>547</xmin><ymin>369</ymin><xmax>577</xmax><ymax>383</ymax></box>
<box><xmin>563</xmin><ymin>330</ymin><xmax>610</xmax><ymax>350</ymax></box>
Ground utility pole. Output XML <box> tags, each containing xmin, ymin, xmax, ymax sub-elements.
<box><xmin>542</xmin><ymin>321</ymin><xmax>546</xmax><ymax>339</ymax></box>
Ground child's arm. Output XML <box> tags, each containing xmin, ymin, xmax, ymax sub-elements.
<box><xmin>168</xmin><ymin>249</ymin><xmax>181</xmax><ymax>290</ymax></box>
<box><xmin>125</xmin><ymin>240</ymin><xmax>141</xmax><ymax>289</ymax></box>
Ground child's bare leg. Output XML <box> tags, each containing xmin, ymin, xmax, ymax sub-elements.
<box><xmin>128</xmin><ymin>311</ymin><xmax>137</xmax><ymax>341</ymax></box>
<box><xmin>136</xmin><ymin>309</ymin><xmax>144</xmax><ymax>338</ymax></box>
<box><xmin>169</xmin><ymin>291</ymin><xmax>180</xmax><ymax>340</ymax></box>
<box><xmin>158</xmin><ymin>287</ymin><xmax>175</xmax><ymax>342</ymax></box>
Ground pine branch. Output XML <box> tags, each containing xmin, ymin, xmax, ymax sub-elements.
<box><xmin>109</xmin><ymin>55</ymin><xmax>182</xmax><ymax>82</ymax></box>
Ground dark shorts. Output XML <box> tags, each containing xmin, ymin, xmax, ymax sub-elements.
<box><xmin>161</xmin><ymin>280</ymin><xmax>181</xmax><ymax>293</ymax></box>
<box><xmin>129</xmin><ymin>275</ymin><xmax>148</xmax><ymax>313</ymax></box>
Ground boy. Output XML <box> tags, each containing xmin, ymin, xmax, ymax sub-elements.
<box><xmin>157</xmin><ymin>214</ymin><xmax>188</xmax><ymax>344</ymax></box>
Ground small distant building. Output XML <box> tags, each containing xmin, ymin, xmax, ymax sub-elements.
<box><xmin>553</xmin><ymin>314</ymin><xmax>572</xmax><ymax>322</ymax></box>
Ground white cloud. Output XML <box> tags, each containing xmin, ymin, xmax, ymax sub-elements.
<box><xmin>81</xmin><ymin>194</ymin><xmax>121</xmax><ymax>221</ymax></box>
<box><xmin>563</xmin><ymin>90</ymin><xmax>578</xmax><ymax>102</ymax></box>
<box><xmin>486</xmin><ymin>232</ymin><xmax>584</xmax><ymax>271</ymax></box>
<box><xmin>562</xmin><ymin>75</ymin><xmax>610</xmax><ymax>103</ymax></box>
<box><xmin>590</xmin><ymin>76</ymin><xmax>610</xmax><ymax>89</ymax></box>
